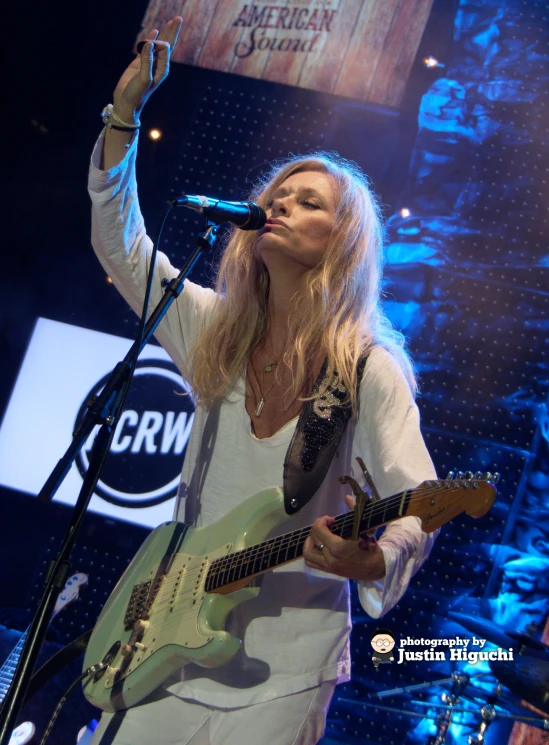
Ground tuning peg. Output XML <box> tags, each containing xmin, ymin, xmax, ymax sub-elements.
<box><xmin>465</xmin><ymin>471</ymin><xmax>474</xmax><ymax>480</ymax></box>
<box><xmin>483</xmin><ymin>472</ymin><xmax>492</xmax><ymax>481</ymax></box>
<box><xmin>456</xmin><ymin>471</ymin><xmax>465</xmax><ymax>479</ymax></box>
<box><xmin>474</xmin><ymin>471</ymin><xmax>483</xmax><ymax>479</ymax></box>
<box><xmin>492</xmin><ymin>472</ymin><xmax>500</xmax><ymax>484</ymax></box>
<box><xmin>446</xmin><ymin>470</ymin><xmax>455</xmax><ymax>480</ymax></box>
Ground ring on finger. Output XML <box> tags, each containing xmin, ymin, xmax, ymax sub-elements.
<box><xmin>316</xmin><ymin>543</ymin><xmax>325</xmax><ymax>552</ymax></box>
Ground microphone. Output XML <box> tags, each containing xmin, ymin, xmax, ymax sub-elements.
<box><xmin>176</xmin><ymin>195</ymin><xmax>266</xmax><ymax>231</ymax></box>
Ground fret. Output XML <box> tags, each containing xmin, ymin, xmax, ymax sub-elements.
<box><xmin>220</xmin><ymin>553</ymin><xmax>232</xmax><ymax>588</ymax></box>
<box><xmin>398</xmin><ymin>490</ymin><xmax>409</xmax><ymax>516</ymax></box>
<box><xmin>266</xmin><ymin>537</ymin><xmax>277</xmax><ymax>572</ymax></box>
<box><xmin>206</xmin><ymin>485</ymin><xmax>417</xmax><ymax>592</ymax></box>
<box><xmin>260</xmin><ymin>549</ymin><xmax>271</xmax><ymax>572</ymax></box>
<box><xmin>250</xmin><ymin>544</ymin><xmax>262</xmax><ymax>577</ymax></box>
<box><xmin>255</xmin><ymin>547</ymin><xmax>266</xmax><ymax>574</ymax></box>
<box><xmin>236</xmin><ymin>548</ymin><xmax>246</xmax><ymax>581</ymax></box>
<box><xmin>365</xmin><ymin>502</ymin><xmax>374</xmax><ymax>530</ymax></box>
<box><xmin>0</xmin><ymin>635</ymin><xmax>26</xmax><ymax>704</ymax></box>
<box><xmin>228</xmin><ymin>556</ymin><xmax>240</xmax><ymax>585</ymax></box>
<box><xmin>285</xmin><ymin>537</ymin><xmax>295</xmax><ymax>563</ymax></box>
<box><xmin>282</xmin><ymin>533</ymin><xmax>292</xmax><ymax>563</ymax></box>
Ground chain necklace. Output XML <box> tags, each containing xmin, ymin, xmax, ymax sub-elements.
<box><xmin>249</xmin><ymin>360</ymin><xmax>279</xmax><ymax>417</ymax></box>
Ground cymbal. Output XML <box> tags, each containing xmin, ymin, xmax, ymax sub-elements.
<box><xmin>508</xmin><ymin>632</ymin><xmax>549</xmax><ymax>654</ymax></box>
<box><xmin>461</xmin><ymin>686</ymin><xmax>544</xmax><ymax>720</ymax></box>
<box><xmin>448</xmin><ymin>612</ymin><xmax>514</xmax><ymax>649</ymax></box>
<box><xmin>490</xmin><ymin>657</ymin><xmax>549</xmax><ymax>714</ymax></box>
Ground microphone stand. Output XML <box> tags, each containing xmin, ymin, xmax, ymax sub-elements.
<box><xmin>0</xmin><ymin>218</ymin><xmax>218</xmax><ymax>745</ymax></box>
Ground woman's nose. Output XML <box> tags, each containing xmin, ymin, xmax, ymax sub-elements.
<box><xmin>271</xmin><ymin>198</ymin><xmax>289</xmax><ymax>216</ymax></box>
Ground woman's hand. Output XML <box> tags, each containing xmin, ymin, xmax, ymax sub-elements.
<box><xmin>303</xmin><ymin>495</ymin><xmax>386</xmax><ymax>581</ymax></box>
<box><xmin>113</xmin><ymin>16</ymin><xmax>183</xmax><ymax>124</ymax></box>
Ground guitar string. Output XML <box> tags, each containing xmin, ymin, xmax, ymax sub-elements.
<box><xmin>214</xmin><ymin>479</ymin><xmax>487</xmax><ymax>567</ymax></box>
<box><xmin>205</xmin><ymin>481</ymin><xmax>491</xmax><ymax>588</ymax></box>
<box><xmin>205</xmin><ymin>507</ymin><xmax>454</xmax><ymax>591</ymax></box>
<box><xmin>145</xmin><ymin>480</ymin><xmax>488</xmax><ymax>608</ymax></box>
<box><xmin>125</xmin><ymin>481</ymin><xmax>491</xmax><ymax>620</ymax></box>
<box><xmin>117</xmin><ymin>483</ymin><xmax>492</xmax><ymax>652</ymax></box>
<box><xmin>206</xmin><ymin>490</ymin><xmax>423</xmax><ymax>581</ymax></box>
<box><xmin>0</xmin><ymin>635</ymin><xmax>28</xmax><ymax>701</ymax></box>
<box><xmin>148</xmin><ymin>484</ymin><xmax>422</xmax><ymax>603</ymax></box>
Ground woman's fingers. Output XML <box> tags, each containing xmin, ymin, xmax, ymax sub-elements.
<box><xmin>157</xmin><ymin>16</ymin><xmax>183</xmax><ymax>46</ymax></box>
<box><xmin>136</xmin><ymin>29</ymin><xmax>159</xmax><ymax>55</ymax></box>
<box><xmin>114</xmin><ymin>16</ymin><xmax>182</xmax><ymax>120</ymax></box>
<box><xmin>344</xmin><ymin>494</ymin><xmax>356</xmax><ymax>510</ymax></box>
<box><xmin>138</xmin><ymin>41</ymin><xmax>154</xmax><ymax>86</ymax></box>
<box><xmin>135</xmin><ymin>17</ymin><xmax>182</xmax><ymax>86</ymax></box>
<box><xmin>134</xmin><ymin>39</ymin><xmax>170</xmax><ymax>89</ymax></box>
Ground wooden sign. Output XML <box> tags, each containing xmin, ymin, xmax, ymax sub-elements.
<box><xmin>138</xmin><ymin>0</ymin><xmax>435</xmax><ymax>108</ymax></box>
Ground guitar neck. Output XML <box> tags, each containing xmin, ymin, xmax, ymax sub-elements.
<box><xmin>0</xmin><ymin>605</ymin><xmax>62</xmax><ymax>701</ymax></box>
<box><xmin>205</xmin><ymin>474</ymin><xmax>497</xmax><ymax>593</ymax></box>
<box><xmin>205</xmin><ymin>487</ymin><xmax>412</xmax><ymax>592</ymax></box>
<box><xmin>0</xmin><ymin>572</ymin><xmax>88</xmax><ymax>704</ymax></box>
<box><xmin>0</xmin><ymin>630</ymin><xmax>28</xmax><ymax>704</ymax></box>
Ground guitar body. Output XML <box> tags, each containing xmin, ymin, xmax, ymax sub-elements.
<box><xmin>82</xmin><ymin>471</ymin><xmax>498</xmax><ymax>714</ymax></box>
<box><xmin>82</xmin><ymin>486</ymin><xmax>286</xmax><ymax>712</ymax></box>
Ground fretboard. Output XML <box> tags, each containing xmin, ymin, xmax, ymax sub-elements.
<box><xmin>0</xmin><ymin>630</ymin><xmax>27</xmax><ymax>703</ymax></box>
<box><xmin>205</xmin><ymin>488</ymin><xmax>411</xmax><ymax>592</ymax></box>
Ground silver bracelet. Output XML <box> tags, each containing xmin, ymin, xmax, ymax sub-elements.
<box><xmin>101</xmin><ymin>104</ymin><xmax>141</xmax><ymax>130</ymax></box>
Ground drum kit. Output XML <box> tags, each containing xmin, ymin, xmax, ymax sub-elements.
<box><xmin>339</xmin><ymin>618</ymin><xmax>549</xmax><ymax>744</ymax></box>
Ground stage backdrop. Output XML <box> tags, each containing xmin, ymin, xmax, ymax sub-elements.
<box><xmin>139</xmin><ymin>0</ymin><xmax>435</xmax><ymax>107</ymax></box>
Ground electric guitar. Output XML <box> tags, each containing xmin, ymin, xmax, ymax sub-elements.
<box><xmin>0</xmin><ymin>572</ymin><xmax>88</xmax><ymax>745</ymax></box>
<box><xmin>82</xmin><ymin>471</ymin><xmax>498</xmax><ymax>712</ymax></box>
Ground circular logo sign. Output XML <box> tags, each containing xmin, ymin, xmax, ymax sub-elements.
<box><xmin>74</xmin><ymin>359</ymin><xmax>194</xmax><ymax>508</ymax></box>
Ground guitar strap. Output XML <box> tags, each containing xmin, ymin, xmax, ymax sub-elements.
<box><xmin>283</xmin><ymin>355</ymin><xmax>368</xmax><ymax>515</ymax></box>
<box><xmin>22</xmin><ymin>628</ymin><xmax>92</xmax><ymax>706</ymax></box>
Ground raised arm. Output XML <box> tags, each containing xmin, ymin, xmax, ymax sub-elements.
<box><xmin>89</xmin><ymin>15</ymin><xmax>218</xmax><ymax>374</ymax></box>
<box><xmin>101</xmin><ymin>17</ymin><xmax>182</xmax><ymax>170</ymax></box>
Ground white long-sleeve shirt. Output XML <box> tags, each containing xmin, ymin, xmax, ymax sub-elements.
<box><xmin>88</xmin><ymin>131</ymin><xmax>437</xmax><ymax>708</ymax></box>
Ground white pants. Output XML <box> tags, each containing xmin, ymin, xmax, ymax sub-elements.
<box><xmin>89</xmin><ymin>681</ymin><xmax>336</xmax><ymax>745</ymax></box>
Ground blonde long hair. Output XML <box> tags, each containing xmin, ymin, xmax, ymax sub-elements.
<box><xmin>182</xmin><ymin>152</ymin><xmax>416</xmax><ymax>412</ymax></box>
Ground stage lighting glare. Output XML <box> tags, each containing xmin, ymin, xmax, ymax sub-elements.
<box><xmin>106</xmin><ymin>276</ymin><xmax>113</xmax><ymax>284</ymax></box>
<box><xmin>149</xmin><ymin>128</ymin><xmax>162</xmax><ymax>140</ymax></box>
<box><xmin>400</xmin><ymin>207</ymin><xmax>411</xmax><ymax>218</ymax></box>
<box><xmin>423</xmin><ymin>56</ymin><xmax>439</xmax><ymax>68</ymax></box>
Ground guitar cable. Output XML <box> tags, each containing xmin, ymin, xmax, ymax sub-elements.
<box><xmin>38</xmin><ymin>642</ymin><xmax>120</xmax><ymax>745</ymax></box>
<box><xmin>38</xmin><ymin>671</ymin><xmax>89</xmax><ymax>745</ymax></box>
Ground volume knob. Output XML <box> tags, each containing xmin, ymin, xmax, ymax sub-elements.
<box><xmin>120</xmin><ymin>644</ymin><xmax>134</xmax><ymax>658</ymax></box>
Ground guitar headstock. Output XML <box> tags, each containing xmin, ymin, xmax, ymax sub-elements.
<box><xmin>410</xmin><ymin>471</ymin><xmax>499</xmax><ymax>533</ymax></box>
<box><xmin>52</xmin><ymin>571</ymin><xmax>89</xmax><ymax>618</ymax></box>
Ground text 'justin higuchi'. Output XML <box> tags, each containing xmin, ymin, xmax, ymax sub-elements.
<box><xmin>397</xmin><ymin>636</ymin><xmax>514</xmax><ymax>665</ymax></box>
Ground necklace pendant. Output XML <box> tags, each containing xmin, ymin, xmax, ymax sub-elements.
<box><xmin>264</xmin><ymin>364</ymin><xmax>273</xmax><ymax>373</ymax></box>
<box><xmin>255</xmin><ymin>397</ymin><xmax>265</xmax><ymax>417</ymax></box>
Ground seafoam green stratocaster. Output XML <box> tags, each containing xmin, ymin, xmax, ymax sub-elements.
<box><xmin>82</xmin><ymin>471</ymin><xmax>498</xmax><ymax>712</ymax></box>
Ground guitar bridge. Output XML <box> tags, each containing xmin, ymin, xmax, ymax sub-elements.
<box><xmin>124</xmin><ymin>577</ymin><xmax>163</xmax><ymax>630</ymax></box>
